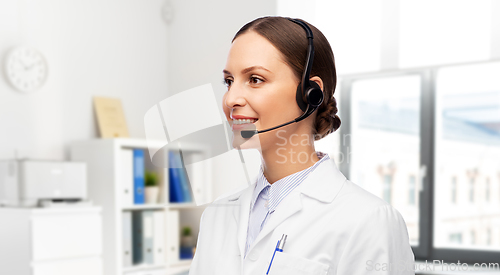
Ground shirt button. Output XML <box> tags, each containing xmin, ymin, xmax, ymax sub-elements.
<box><xmin>249</xmin><ymin>250</ymin><xmax>260</xmax><ymax>261</ymax></box>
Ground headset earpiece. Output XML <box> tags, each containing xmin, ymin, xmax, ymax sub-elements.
<box><xmin>295</xmin><ymin>80</ymin><xmax>324</xmax><ymax>113</ymax></box>
<box><xmin>306</xmin><ymin>81</ymin><xmax>323</xmax><ymax>107</ymax></box>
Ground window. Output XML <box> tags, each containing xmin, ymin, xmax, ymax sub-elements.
<box><xmin>471</xmin><ymin>231</ymin><xmax>476</xmax><ymax>245</ymax></box>
<box><xmin>383</xmin><ymin>174</ymin><xmax>392</xmax><ymax>204</ymax></box>
<box><xmin>469</xmin><ymin>178</ymin><xmax>475</xmax><ymax>203</ymax></box>
<box><xmin>449</xmin><ymin>233</ymin><xmax>462</xmax><ymax>245</ymax></box>
<box><xmin>341</xmin><ymin>61</ymin><xmax>500</xmax><ymax>264</ymax></box>
<box><xmin>346</xmin><ymin>74</ymin><xmax>421</xmax><ymax>247</ymax></box>
<box><xmin>486</xmin><ymin>178</ymin><xmax>491</xmax><ymax>202</ymax></box>
<box><xmin>409</xmin><ymin>175</ymin><xmax>416</xmax><ymax>205</ymax></box>
<box><xmin>434</xmin><ymin>61</ymin><xmax>500</xmax><ymax>257</ymax></box>
<box><xmin>451</xmin><ymin>176</ymin><xmax>457</xmax><ymax>204</ymax></box>
<box><xmin>399</xmin><ymin>0</ymin><xmax>491</xmax><ymax>68</ymax></box>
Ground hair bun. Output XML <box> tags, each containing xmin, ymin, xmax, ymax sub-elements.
<box><xmin>313</xmin><ymin>95</ymin><xmax>341</xmax><ymax>141</ymax></box>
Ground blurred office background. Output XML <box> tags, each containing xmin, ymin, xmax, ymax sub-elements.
<box><xmin>1</xmin><ymin>0</ymin><xmax>499</xmax><ymax>274</ymax></box>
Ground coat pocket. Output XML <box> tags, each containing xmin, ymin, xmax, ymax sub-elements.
<box><xmin>214</xmin><ymin>237</ymin><xmax>241</xmax><ymax>275</ymax></box>
<box><xmin>267</xmin><ymin>252</ymin><xmax>329</xmax><ymax>275</ymax></box>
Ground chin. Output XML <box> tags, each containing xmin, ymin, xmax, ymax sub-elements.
<box><xmin>231</xmin><ymin>131</ymin><xmax>262</xmax><ymax>151</ymax></box>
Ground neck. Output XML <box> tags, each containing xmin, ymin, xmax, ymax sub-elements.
<box><xmin>260</xmin><ymin>144</ymin><xmax>319</xmax><ymax>184</ymax></box>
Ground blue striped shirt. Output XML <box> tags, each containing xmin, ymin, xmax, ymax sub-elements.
<box><xmin>244</xmin><ymin>151</ymin><xmax>330</xmax><ymax>258</ymax></box>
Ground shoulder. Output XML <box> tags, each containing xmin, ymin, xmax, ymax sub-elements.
<box><xmin>198</xmin><ymin>183</ymin><xmax>254</xmax><ymax>220</ymax></box>
<box><xmin>213</xmin><ymin>183</ymin><xmax>254</xmax><ymax>204</ymax></box>
<box><xmin>329</xmin><ymin>179</ymin><xmax>409</xmax><ymax>231</ymax></box>
<box><xmin>335</xmin><ymin>179</ymin><xmax>390</xmax><ymax>213</ymax></box>
<box><xmin>335</xmin><ymin>183</ymin><xmax>415</xmax><ymax>273</ymax></box>
<box><xmin>341</xmin><ymin>180</ymin><xmax>409</xmax><ymax>233</ymax></box>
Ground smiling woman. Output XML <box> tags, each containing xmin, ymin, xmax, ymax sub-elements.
<box><xmin>189</xmin><ymin>16</ymin><xmax>415</xmax><ymax>275</ymax></box>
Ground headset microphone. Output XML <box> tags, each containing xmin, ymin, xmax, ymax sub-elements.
<box><xmin>241</xmin><ymin>18</ymin><xmax>324</xmax><ymax>139</ymax></box>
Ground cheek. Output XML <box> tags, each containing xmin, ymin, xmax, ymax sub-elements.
<box><xmin>256</xmin><ymin>87</ymin><xmax>299</xmax><ymax>123</ymax></box>
<box><xmin>222</xmin><ymin>93</ymin><xmax>230</xmax><ymax>119</ymax></box>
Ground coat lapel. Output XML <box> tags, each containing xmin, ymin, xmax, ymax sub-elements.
<box><xmin>235</xmin><ymin>184</ymin><xmax>254</xmax><ymax>260</ymax></box>
<box><xmin>247</xmin><ymin>190</ymin><xmax>303</xmax><ymax>253</ymax></box>
<box><xmin>244</xmin><ymin>157</ymin><xmax>347</xmax><ymax>256</ymax></box>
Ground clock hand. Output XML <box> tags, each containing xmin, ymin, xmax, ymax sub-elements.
<box><xmin>18</xmin><ymin>59</ymin><xmax>29</xmax><ymax>70</ymax></box>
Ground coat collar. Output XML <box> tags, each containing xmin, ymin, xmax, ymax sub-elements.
<box><xmin>223</xmin><ymin>157</ymin><xmax>347</xmax><ymax>261</ymax></box>
<box><xmin>296</xmin><ymin>157</ymin><xmax>347</xmax><ymax>203</ymax></box>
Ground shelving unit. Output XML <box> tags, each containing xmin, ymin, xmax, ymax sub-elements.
<box><xmin>70</xmin><ymin>138</ymin><xmax>212</xmax><ymax>275</ymax></box>
<box><xmin>0</xmin><ymin>207</ymin><xmax>103</xmax><ymax>275</ymax></box>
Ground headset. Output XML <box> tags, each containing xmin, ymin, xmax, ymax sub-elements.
<box><xmin>241</xmin><ymin>18</ymin><xmax>324</xmax><ymax>138</ymax></box>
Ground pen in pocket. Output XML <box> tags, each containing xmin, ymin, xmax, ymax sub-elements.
<box><xmin>266</xmin><ymin>234</ymin><xmax>287</xmax><ymax>274</ymax></box>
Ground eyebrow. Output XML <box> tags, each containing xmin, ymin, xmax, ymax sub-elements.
<box><xmin>223</xmin><ymin>65</ymin><xmax>272</xmax><ymax>75</ymax></box>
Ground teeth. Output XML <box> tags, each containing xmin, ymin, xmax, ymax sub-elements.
<box><xmin>233</xmin><ymin>118</ymin><xmax>257</xmax><ymax>125</ymax></box>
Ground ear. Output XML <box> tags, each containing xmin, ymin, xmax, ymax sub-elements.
<box><xmin>309</xmin><ymin>76</ymin><xmax>324</xmax><ymax>91</ymax></box>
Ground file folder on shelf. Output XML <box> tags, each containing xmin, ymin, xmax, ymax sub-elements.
<box><xmin>175</xmin><ymin>152</ymin><xmax>192</xmax><ymax>203</ymax></box>
<box><xmin>142</xmin><ymin>210</ymin><xmax>154</xmax><ymax>264</ymax></box>
<box><xmin>122</xmin><ymin>211</ymin><xmax>133</xmax><ymax>267</ymax></box>
<box><xmin>153</xmin><ymin>210</ymin><xmax>166</xmax><ymax>265</ymax></box>
<box><xmin>120</xmin><ymin>149</ymin><xmax>134</xmax><ymax>206</ymax></box>
<box><xmin>131</xmin><ymin>211</ymin><xmax>143</xmax><ymax>264</ymax></box>
<box><xmin>133</xmin><ymin>149</ymin><xmax>145</xmax><ymax>204</ymax></box>
<box><xmin>168</xmin><ymin>151</ymin><xmax>184</xmax><ymax>202</ymax></box>
<box><xmin>166</xmin><ymin>210</ymin><xmax>180</xmax><ymax>264</ymax></box>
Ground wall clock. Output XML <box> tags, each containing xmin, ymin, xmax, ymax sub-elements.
<box><xmin>4</xmin><ymin>46</ymin><xmax>49</xmax><ymax>93</ymax></box>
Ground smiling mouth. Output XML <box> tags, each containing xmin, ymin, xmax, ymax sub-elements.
<box><xmin>232</xmin><ymin>118</ymin><xmax>258</xmax><ymax>125</ymax></box>
<box><xmin>231</xmin><ymin>118</ymin><xmax>258</xmax><ymax>131</ymax></box>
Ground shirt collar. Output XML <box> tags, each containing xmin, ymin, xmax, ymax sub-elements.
<box><xmin>250</xmin><ymin>151</ymin><xmax>330</xmax><ymax>212</ymax></box>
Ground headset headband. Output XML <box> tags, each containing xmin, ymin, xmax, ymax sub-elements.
<box><xmin>287</xmin><ymin>18</ymin><xmax>316</xmax><ymax>112</ymax></box>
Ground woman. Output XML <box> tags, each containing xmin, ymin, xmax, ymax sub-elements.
<box><xmin>189</xmin><ymin>16</ymin><xmax>415</xmax><ymax>275</ymax></box>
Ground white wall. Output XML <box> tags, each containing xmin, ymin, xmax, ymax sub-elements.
<box><xmin>166</xmin><ymin>0</ymin><xmax>276</xmax><ymax>198</ymax></box>
<box><xmin>0</xmin><ymin>0</ymin><xmax>169</xmax><ymax>160</ymax></box>
<box><xmin>0</xmin><ymin>0</ymin><xmax>278</xmax><ymax>200</ymax></box>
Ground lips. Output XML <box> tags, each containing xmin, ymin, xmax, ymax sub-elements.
<box><xmin>231</xmin><ymin>115</ymin><xmax>258</xmax><ymax>120</ymax></box>
<box><xmin>230</xmin><ymin>114</ymin><xmax>258</xmax><ymax>131</ymax></box>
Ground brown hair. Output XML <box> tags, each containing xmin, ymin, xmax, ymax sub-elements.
<box><xmin>232</xmin><ymin>16</ymin><xmax>341</xmax><ymax>141</ymax></box>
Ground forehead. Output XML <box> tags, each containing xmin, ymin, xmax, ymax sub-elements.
<box><xmin>225</xmin><ymin>31</ymin><xmax>286</xmax><ymax>72</ymax></box>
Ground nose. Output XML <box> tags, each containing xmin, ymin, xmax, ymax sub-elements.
<box><xmin>223</xmin><ymin>85</ymin><xmax>247</xmax><ymax>110</ymax></box>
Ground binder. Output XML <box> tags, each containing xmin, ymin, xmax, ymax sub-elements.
<box><xmin>142</xmin><ymin>211</ymin><xmax>154</xmax><ymax>264</ymax></box>
<box><xmin>132</xmin><ymin>211</ymin><xmax>143</xmax><ymax>264</ymax></box>
<box><xmin>120</xmin><ymin>149</ymin><xmax>134</xmax><ymax>206</ymax></box>
<box><xmin>153</xmin><ymin>211</ymin><xmax>166</xmax><ymax>265</ymax></box>
<box><xmin>133</xmin><ymin>149</ymin><xmax>145</xmax><ymax>204</ymax></box>
<box><xmin>122</xmin><ymin>211</ymin><xmax>133</xmax><ymax>267</ymax></box>
<box><xmin>188</xmin><ymin>159</ymin><xmax>206</xmax><ymax>205</ymax></box>
<box><xmin>166</xmin><ymin>210</ymin><xmax>180</xmax><ymax>264</ymax></box>
<box><xmin>168</xmin><ymin>151</ymin><xmax>184</xmax><ymax>202</ymax></box>
<box><xmin>175</xmin><ymin>152</ymin><xmax>192</xmax><ymax>202</ymax></box>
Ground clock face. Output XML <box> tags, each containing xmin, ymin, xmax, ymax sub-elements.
<box><xmin>5</xmin><ymin>47</ymin><xmax>48</xmax><ymax>93</ymax></box>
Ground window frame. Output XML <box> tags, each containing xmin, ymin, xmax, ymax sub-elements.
<box><xmin>338</xmin><ymin>60</ymin><xmax>500</xmax><ymax>264</ymax></box>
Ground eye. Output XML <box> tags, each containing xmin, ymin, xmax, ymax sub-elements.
<box><xmin>250</xmin><ymin>76</ymin><xmax>264</xmax><ymax>85</ymax></box>
<box><xmin>222</xmin><ymin>77</ymin><xmax>233</xmax><ymax>88</ymax></box>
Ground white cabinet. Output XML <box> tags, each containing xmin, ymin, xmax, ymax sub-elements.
<box><xmin>70</xmin><ymin>138</ymin><xmax>212</xmax><ymax>275</ymax></box>
<box><xmin>32</xmin><ymin>257</ymin><xmax>102</xmax><ymax>275</ymax></box>
<box><xmin>0</xmin><ymin>207</ymin><xmax>103</xmax><ymax>275</ymax></box>
<box><xmin>32</xmin><ymin>212</ymin><xmax>101</xmax><ymax>261</ymax></box>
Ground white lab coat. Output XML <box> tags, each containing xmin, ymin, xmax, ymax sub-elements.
<box><xmin>189</xmin><ymin>157</ymin><xmax>415</xmax><ymax>275</ymax></box>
